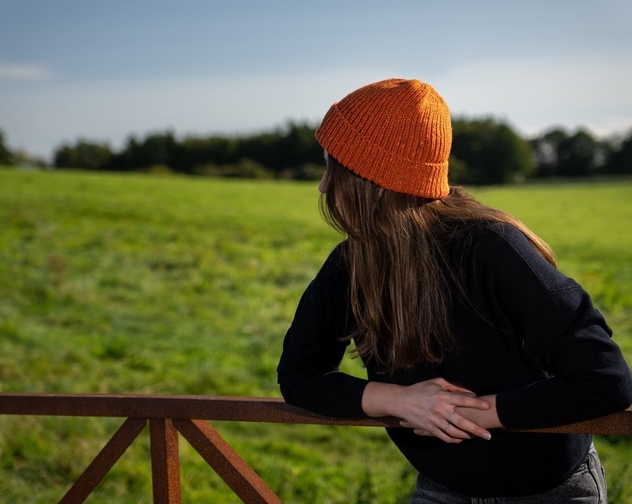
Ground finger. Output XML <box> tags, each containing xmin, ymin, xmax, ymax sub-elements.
<box><xmin>406</xmin><ymin>425</ymin><xmax>471</xmax><ymax>440</ymax></box>
<box><xmin>429</xmin><ymin>425</ymin><xmax>464</xmax><ymax>444</ymax></box>
<box><xmin>431</xmin><ymin>377</ymin><xmax>461</xmax><ymax>391</ymax></box>
<box><xmin>433</xmin><ymin>377</ymin><xmax>476</xmax><ymax>395</ymax></box>
<box><xmin>450</xmin><ymin>414</ymin><xmax>492</xmax><ymax>440</ymax></box>
<box><xmin>432</xmin><ymin>377</ymin><xmax>449</xmax><ymax>386</ymax></box>
<box><xmin>412</xmin><ymin>423</ymin><xmax>468</xmax><ymax>443</ymax></box>
<box><xmin>449</xmin><ymin>390</ymin><xmax>476</xmax><ymax>397</ymax></box>
<box><xmin>439</xmin><ymin>421</ymin><xmax>474</xmax><ymax>440</ymax></box>
<box><xmin>412</xmin><ymin>428</ymin><xmax>432</xmax><ymax>436</ymax></box>
<box><xmin>451</xmin><ymin>394</ymin><xmax>490</xmax><ymax>410</ymax></box>
<box><xmin>400</xmin><ymin>420</ymin><xmax>413</xmax><ymax>428</ymax></box>
<box><xmin>443</xmin><ymin>383</ymin><xmax>476</xmax><ymax>395</ymax></box>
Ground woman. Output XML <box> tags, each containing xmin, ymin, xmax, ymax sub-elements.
<box><xmin>277</xmin><ymin>78</ymin><xmax>632</xmax><ymax>502</ymax></box>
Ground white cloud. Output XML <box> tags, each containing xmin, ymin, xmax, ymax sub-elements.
<box><xmin>0</xmin><ymin>60</ymin><xmax>57</xmax><ymax>81</ymax></box>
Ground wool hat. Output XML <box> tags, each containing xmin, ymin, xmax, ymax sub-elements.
<box><xmin>315</xmin><ymin>78</ymin><xmax>452</xmax><ymax>199</ymax></box>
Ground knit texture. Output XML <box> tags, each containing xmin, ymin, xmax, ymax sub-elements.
<box><xmin>315</xmin><ymin>78</ymin><xmax>452</xmax><ymax>199</ymax></box>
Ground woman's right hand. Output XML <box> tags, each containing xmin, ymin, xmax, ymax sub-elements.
<box><xmin>361</xmin><ymin>378</ymin><xmax>492</xmax><ymax>444</ymax></box>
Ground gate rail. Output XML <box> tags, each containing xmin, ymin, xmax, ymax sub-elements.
<box><xmin>1</xmin><ymin>393</ymin><xmax>631</xmax><ymax>503</ymax></box>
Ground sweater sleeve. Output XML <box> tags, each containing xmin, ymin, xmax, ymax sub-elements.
<box><xmin>277</xmin><ymin>243</ymin><xmax>369</xmax><ymax>417</ymax></box>
<box><xmin>476</xmin><ymin>224</ymin><xmax>632</xmax><ymax>429</ymax></box>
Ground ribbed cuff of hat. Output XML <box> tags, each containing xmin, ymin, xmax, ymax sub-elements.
<box><xmin>315</xmin><ymin>78</ymin><xmax>451</xmax><ymax>199</ymax></box>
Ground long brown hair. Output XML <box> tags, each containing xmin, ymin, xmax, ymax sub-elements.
<box><xmin>320</xmin><ymin>155</ymin><xmax>556</xmax><ymax>374</ymax></box>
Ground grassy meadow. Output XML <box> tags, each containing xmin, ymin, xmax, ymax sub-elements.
<box><xmin>1</xmin><ymin>167</ymin><xmax>631</xmax><ymax>503</ymax></box>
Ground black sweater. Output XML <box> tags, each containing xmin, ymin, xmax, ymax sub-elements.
<box><xmin>277</xmin><ymin>223</ymin><xmax>632</xmax><ymax>497</ymax></box>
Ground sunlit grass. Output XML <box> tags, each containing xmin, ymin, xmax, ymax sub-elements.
<box><xmin>0</xmin><ymin>167</ymin><xmax>630</xmax><ymax>503</ymax></box>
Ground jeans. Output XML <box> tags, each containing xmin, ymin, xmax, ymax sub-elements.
<box><xmin>411</xmin><ymin>444</ymin><xmax>607</xmax><ymax>504</ymax></box>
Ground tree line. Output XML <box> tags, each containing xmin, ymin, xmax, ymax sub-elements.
<box><xmin>1</xmin><ymin>119</ymin><xmax>631</xmax><ymax>184</ymax></box>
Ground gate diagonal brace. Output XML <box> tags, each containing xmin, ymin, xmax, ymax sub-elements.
<box><xmin>174</xmin><ymin>419</ymin><xmax>282</xmax><ymax>504</ymax></box>
<box><xmin>59</xmin><ymin>417</ymin><xmax>147</xmax><ymax>504</ymax></box>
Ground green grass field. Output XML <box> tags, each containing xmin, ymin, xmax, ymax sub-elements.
<box><xmin>1</xmin><ymin>167</ymin><xmax>631</xmax><ymax>503</ymax></box>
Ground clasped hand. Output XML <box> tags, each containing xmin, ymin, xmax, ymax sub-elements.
<box><xmin>362</xmin><ymin>378</ymin><xmax>497</xmax><ymax>444</ymax></box>
<box><xmin>395</xmin><ymin>378</ymin><xmax>493</xmax><ymax>443</ymax></box>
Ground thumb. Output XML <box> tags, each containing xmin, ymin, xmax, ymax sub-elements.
<box><xmin>443</xmin><ymin>382</ymin><xmax>476</xmax><ymax>395</ymax></box>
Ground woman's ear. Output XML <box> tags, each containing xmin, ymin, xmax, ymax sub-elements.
<box><xmin>318</xmin><ymin>169</ymin><xmax>329</xmax><ymax>194</ymax></box>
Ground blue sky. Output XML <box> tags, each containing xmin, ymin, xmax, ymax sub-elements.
<box><xmin>1</xmin><ymin>0</ymin><xmax>631</xmax><ymax>160</ymax></box>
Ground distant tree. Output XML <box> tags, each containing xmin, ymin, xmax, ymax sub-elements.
<box><xmin>46</xmin><ymin>118</ymin><xmax>632</xmax><ymax>182</ymax></box>
<box><xmin>238</xmin><ymin>129</ymin><xmax>284</xmax><ymax>173</ymax></box>
<box><xmin>142</xmin><ymin>131</ymin><xmax>180</xmax><ymax>169</ymax></box>
<box><xmin>604</xmin><ymin>130</ymin><xmax>632</xmax><ymax>175</ymax></box>
<box><xmin>54</xmin><ymin>140</ymin><xmax>112</xmax><ymax>170</ymax></box>
<box><xmin>289</xmin><ymin>162</ymin><xmax>326</xmax><ymax>180</ymax></box>
<box><xmin>108</xmin><ymin>135</ymin><xmax>141</xmax><ymax>171</ymax></box>
<box><xmin>447</xmin><ymin>155</ymin><xmax>468</xmax><ymax>185</ymax></box>
<box><xmin>104</xmin><ymin>131</ymin><xmax>180</xmax><ymax>172</ymax></box>
<box><xmin>181</xmin><ymin>135</ymin><xmax>239</xmax><ymax>174</ymax></box>
<box><xmin>275</xmin><ymin>121</ymin><xmax>323</xmax><ymax>172</ymax></box>
<box><xmin>0</xmin><ymin>129</ymin><xmax>13</xmax><ymax>165</ymax></box>
<box><xmin>236</xmin><ymin>121</ymin><xmax>322</xmax><ymax>175</ymax></box>
<box><xmin>530</xmin><ymin>128</ymin><xmax>568</xmax><ymax>178</ymax></box>
<box><xmin>120</xmin><ymin>131</ymin><xmax>180</xmax><ymax>171</ymax></box>
<box><xmin>451</xmin><ymin>118</ymin><xmax>532</xmax><ymax>185</ymax></box>
<box><xmin>558</xmin><ymin>129</ymin><xmax>598</xmax><ymax>177</ymax></box>
<box><xmin>531</xmin><ymin>128</ymin><xmax>600</xmax><ymax>178</ymax></box>
<box><xmin>176</xmin><ymin>121</ymin><xmax>322</xmax><ymax>177</ymax></box>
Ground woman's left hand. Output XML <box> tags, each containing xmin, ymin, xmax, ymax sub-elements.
<box><xmin>362</xmin><ymin>378</ymin><xmax>496</xmax><ymax>443</ymax></box>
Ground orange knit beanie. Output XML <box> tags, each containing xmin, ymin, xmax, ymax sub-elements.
<box><xmin>315</xmin><ymin>78</ymin><xmax>452</xmax><ymax>199</ymax></box>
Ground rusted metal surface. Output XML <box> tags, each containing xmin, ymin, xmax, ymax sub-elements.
<box><xmin>0</xmin><ymin>394</ymin><xmax>630</xmax><ymax>503</ymax></box>
<box><xmin>150</xmin><ymin>419</ymin><xmax>182</xmax><ymax>504</ymax></box>
<box><xmin>174</xmin><ymin>419</ymin><xmax>282</xmax><ymax>504</ymax></box>
<box><xmin>516</xmin><ymin>411</ymin><xmax>632</xmax><ymax>435</ymax></box>
<box><xmin>0</xmin><ymin>393</ymin><xmax>631</xmax><ymax>434</ymax></box>
<box><xmin>58</xmin><ymin>417</ymin><xmax>146</xmax><ymax>504</ymax></box>
<box><xmin>0</xmin><ymin>394</ymin><xmax>401</xmax><ymax>427</ymax></box>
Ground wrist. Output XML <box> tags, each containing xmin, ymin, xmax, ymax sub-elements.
<box><xmin>362</xmin><ymin>381</ymin><xmax>405</xmax><ymax>417</ymax></box>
